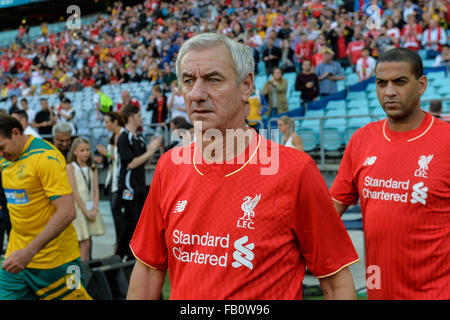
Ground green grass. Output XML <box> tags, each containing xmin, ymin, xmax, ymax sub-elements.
<box><xmin>161</xmin><ymin>273</ymin><xmax>171</xmax><ymax>300</ymax></box>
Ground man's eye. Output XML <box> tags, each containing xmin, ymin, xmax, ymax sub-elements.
<box><xmin>183</xmin><ymin>79</ymin><xmax>193</xmax><ymax>85</ymax></box>
<box><xmin>208</xmin><ymin>78</ymin><xmax>219</xmax><ymax>83</ymax></box>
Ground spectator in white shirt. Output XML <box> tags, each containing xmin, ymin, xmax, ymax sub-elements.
<box><xmin>11</xmin><ymin>110</ymin><xmax>41</xmax><ymax>138</ymax></box>
<box><xmin>433</xmin><ymin>44</ymin><xmax>450</xmax><ymax>67</ymax></box>
<box><xmin>421</xmin><ymin>19</ymin><xmax>447</xmax><ymax>60</ymax></box>
<box><xmin>356</xmin><ymin>47</ymin><xmax>376</xmax><ymax>82</ymax></box>
<box><xmin>19</xmin><ymin>98</ymin><xmax>36</xmax><ymax>125</ymax></box>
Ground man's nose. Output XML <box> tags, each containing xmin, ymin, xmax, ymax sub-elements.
<box><xmin>187</xmin><ymin>78</ymin><xmax>208</xmax><ymax>102</ymax></box>
<box><xmin>385</xmin><ymin>82</ymin><xmax>397</xmax><ymax>98</ymax></box>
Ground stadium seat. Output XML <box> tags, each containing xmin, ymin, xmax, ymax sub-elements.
<box><xmin>347</xmin><ymin>98</ymin><xmax>368</xmax><ymax>110</ymax></box>
<box><xmin>427</xmin><ymin>71</ymin><xmax>446</xmax><ymax>82</ymax></box>
<box><xmin>422</xmin><ymin>59</ymin><xmax>435</xmax><ymax>68</ymax></box>
<box><xmin>437</xmin><ymin>85</ymin><xmax>450</xmax><ymax>98</ymax></box>
<box><xmin>254</xmin><ymin>75</ymin><xmax>267</xmax><ymax>90</ymax></box>
<box><xmin>300</xmin><ymin>118</ymin><xmax>321</xmax><ymax>133</ymax></box>
<box><xmin>337</xmin><ymin>80</ymin><xmax>346</xmax><ymax>91</ymax></box>
<box><xmin>325</xmin><ymin>108</ymin><xmax>346</xmax><ymax>117</ymax></box>
<box><xmin>367</xmin><ymin>90</ymin><xmax>378</xmax><ymax>100</ymax></box>
<box><xmin>347</xmin><ymin>116</ymin><xmax>373</xmax><ymax>128</ymax></box>
<box><xmin>326</xmin><ymin>99</ymin><xmax>346</xmax><ymax>110</ymax></box>
<box><xmin>365</xmin><ymin>82</ymin><xmax>376</xmax><ymax>92</ymax></box>
<box><xmin>442</xmin><ymin>101</ymin><xmax>450</xmax><ymax>113</ymax></box>
<box><xmin>346</xmin><ymin>91</ymin><xmax>366</xmax><ymax>101</ymax></box>
<box><xmin>297</xmin><ymin>128</ymin><xmax>319</xmax><ymax>151</ymax></box>
<box><xmin>347</xmin><ymin>106</ymin><xmax>369</xmax><ymax>115</ymax></box>
<box><xmin>323</xmin><ymin>117</ymin><xmax>346</xmax><ymax>133</ymax></box>
<box><xmin>322</xmin><ymin>127</ymin><xmax>344</xmax><ymax>151</ymax></box>
<box><xmin>344</xmin><ymin>126</ymin><xmax>359</xmax><ymax>144</ymax></box>
<box><xmin>368</xmin><ymin>98</ymin><xmax>380</xmax><ymax>109</ymax></box>
<box><xmin>430</xmin><ymin>77</ymin><xmax>450</xmax><ymax>89</ymax></box>
<box><xmin>345</xmin><ymin>74</ymin><xmax>359</xmax><ymax>86</ymax></box>
<box><xmin>304</xmin><ymin>109</ymin><xmax>325</xmax><ymax>118</ymax></box>
<box><xmin>418</xmin><ymin>49</ymin><xmax>427</xmax><ymax>60</ymax></box>
<box><xmin>421</xmin><ymin>90</ymin><xmax>441</xmax><ymax>101</ymax></box>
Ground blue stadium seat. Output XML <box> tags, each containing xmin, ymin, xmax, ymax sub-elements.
<box><xmin>442</xmin><ymin>101</ymin><xmax>450</xmax><ymax>113</ymax></box>
<box><xmin>427</xmin><ymin>71</ymin><xmax>446</xmax><ymax>82</ymax></box>
<box><xmin>288</xmin><ymin>97</ymin><xmax>300</xmax><ymax>110</ymax></box>
<box><xmin>437</xmin><ymin>85</ymin><xmax>450</xmax><ymax>98</ymax></box>
<box><xmin>346</xmin><ymin>91</ymin><xmax>367</xmax><ymax>101</ymax></box>
<box><xmin>304</xmin><ymin>109</ymin><xmax>325</xmax><ymax>118</ymax></box>
<box><xmin>367</xmin><ymin>90</ymin><xmax>378</xmax><ymax>100</ymax></box>
<box><xmin>344</xmin><ymin>126</ymin><xmax>359</xmax><ymax>144</ymax></box>
<box><xmin>322</xmin><ymin>127</ymin><xmax>344</xmax><ymax>151</ymax></box>
<box><xmin>325</xmin><ymin>108</ymin><xmax>346</xmax><ymax>117</ymax></box>
<box><xmin>421</xmin><ymin>89</ymin><xmax>441</xmax><ymax>101</ymax></box>
<box><xmin>300</xmin><ymin>118</ymin><xmax>321</xmax><ymax>133</ymax></box>
<box><xmin>430</xmin><ymin>77</ymin><xmax>450</xmax><ymax>89</ymax></box>
<box><xmin>348</xmin><ymin>106</ymin><xmax>369</xmax><ymax>116</ymax></box>
<box><xmin>368</xmin><ymin>98</ymin><xmax>380</xmax><ymax>109</ymax></box>
<box><xmin>326</xmin><ymin>99</ymin><xmax>346</xmax><ymax>110</ymax></box>
<box><xmin>254</xmin><ymin>75</ymin><xmax>267</xmax><ymax>90</ymax></box>
<box><xmin>323</xmin><ymin>117</ymin><xmax>346</xmax><ymax>133</ymax></box>
<box><xmin>365</xmin><ymin>82</ymin><xmax>376</xmax><ymax>92</ymax></box>
<box><xmin>347</xmin><ymin>98</ymin><xmax>368</xmax><ymax>110</ymax></box>
<box><xmin>418</xmin><ymin>49</ymin><xmax>427</xmax><ymax>60</ymax></box>
<box><xmin>337</xmin><ymin>80</ymin><xmax>346</xmax><ymax>91</ymax></box>
<box><xmin>345</xmin><ymin>74</ymin><xmax>359</xmax><ymax>86</ymax></box>
<box><xmin>297</xmin><ymin>128</ymin><xmax>319</xmax><ymax>151</ymax></box>
<box><xmin>422</xmin><ymin>59</ymin><xmax>435</xmax><ymax>68</ymax></box>
<box><xmin>347</xmin><ymin>116</ymin><xmax>372</xmax><ymax>128</ymax></box>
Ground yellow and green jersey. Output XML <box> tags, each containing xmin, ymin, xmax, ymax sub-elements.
<box><xmin>0</xmin><ymin>136</ymin><xmax>80</xmax><ymax>269</ymax></box>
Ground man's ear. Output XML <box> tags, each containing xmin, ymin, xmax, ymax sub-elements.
<box><xmin>241</xmin><ymin>72</ymin><xmax>255</xmax><ymax>102</ymax></box>
<box><xmin>11</xmin><ymin>127</ymin><xmax>22</xmax><ymax>137</ymax></box>
<box><xmin>418</xmin><ymin>74</ymin><xmax>428</xmax><ymax>95</ymax></box>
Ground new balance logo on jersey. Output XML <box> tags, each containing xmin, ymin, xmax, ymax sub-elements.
<box><xmin>363</xmin><ymin>156</ymin><xmax>377</xmax><ymax>166</ymax></box>
<box><xmin>414</xmin><ymin>155</ymin><xmax>433</xmax><ymax>178</ymax></box>
<box><xmin>232</xmin><ymin>236</ymin><xmax>255</xmax><ymax>270</ymax></box>
<box><xmin>410</xmin><ymin>182</ymin><xmax>428</xmax><ymax>205</ymax></box>
<box><xmin>174</xmin><ymin>200</ymin><xmax>187</xmax><ymax>213</ymax></box>
<box><xmin>237</xmin><ymin>194</ymin><xmax>260</xmax><ymax>230</ymax></box>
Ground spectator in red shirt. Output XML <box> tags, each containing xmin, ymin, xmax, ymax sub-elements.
<box><xmin>116</xmin><ymin>90</ymin><xmax>141</xmax><ymax>111</ymax></box>
<box><xmin>346</xmin><ymin>27</ymin><xmax>366</xmax><ymax>71</ymax></box>
<box><xmin>401</xmin><ymin>14</ymin><xmax>422</xmax><ymax>51</ymax></box>
<box><xmin>295</xmin><ymin>33</ymin><xmax>314</xmax><ymax>66</ymax></box>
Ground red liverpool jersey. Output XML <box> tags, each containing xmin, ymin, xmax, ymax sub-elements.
<box><xmin>130</xmin><ymin>130</ymin><xmax>359</xmax><ymax>299</ymax></box>
<box><xmin>331</xmin><ymin>112</ymin><xmax>450</xmax><ymax>299</ymax></box>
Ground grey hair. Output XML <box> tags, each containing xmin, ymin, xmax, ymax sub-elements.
<box><xmin>175</xmin><ymin>32</ymin><xmax>255</xmax><ymax>87</ymax></box>
<box><xmin>52</xmin><ymin>122</ymin><xmax>72</xmax><ymax>137</ymax></box>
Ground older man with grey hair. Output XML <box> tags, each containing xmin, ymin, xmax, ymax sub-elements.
<box><xmin>127</xmin><ymin>33</ymin><xmax>358</xmax><ymax>300</ymax></box>
<box><xmin>52</xmin><ymin>122</ymin><xmax>72</xmax><ymax>159</ymax></box>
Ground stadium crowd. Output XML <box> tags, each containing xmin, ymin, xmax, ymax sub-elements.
<box><xmin>0</xmin><ymin>0</ymin><xmax>449</xmax><ymax>301</ymax></box>
<box><xmin>0</xmin><ymin>0</ymin><xmax>449</xmax><ymax>117</ymax></box>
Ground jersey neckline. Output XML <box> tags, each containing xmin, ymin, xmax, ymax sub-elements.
<box><xmin>192</xmin><ymin>128</ymin><xmax>261</xmax><ymax>178</ymax></box>
<box><xmin>382</xmin><ymin>111</ymin><xmax>434</xmax><ymax>142</ymax></box>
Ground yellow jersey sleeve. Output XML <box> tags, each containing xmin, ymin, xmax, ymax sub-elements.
<box><xmin>35</xmin><ymin>148</ymin><xmax>72</xmax><ymax>201</ymax></box>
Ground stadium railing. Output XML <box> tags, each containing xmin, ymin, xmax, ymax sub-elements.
<box><xmin>267</xmin><ymin>114</ymin><xmax>381</xmax><ymax>170</ymax></box>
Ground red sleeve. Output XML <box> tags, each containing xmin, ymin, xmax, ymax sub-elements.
<box><xmin>295</xmin><ymin>42</ymin><xmax>301</xmax><ymax>55</ymax></box>
<box><xmin>290</xmin><ymin>159</ymin><xmax>359</xmax><ymax>278</ymax></box>
<box><xmin>129</xmin><ymin>162</ymin><xmax>168</xmax><ymax>270</ymax></box>
<box><xmin>329</xmin><ymin>133</ymin><xmax>360</xmax><ymax>206</ymax></box>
